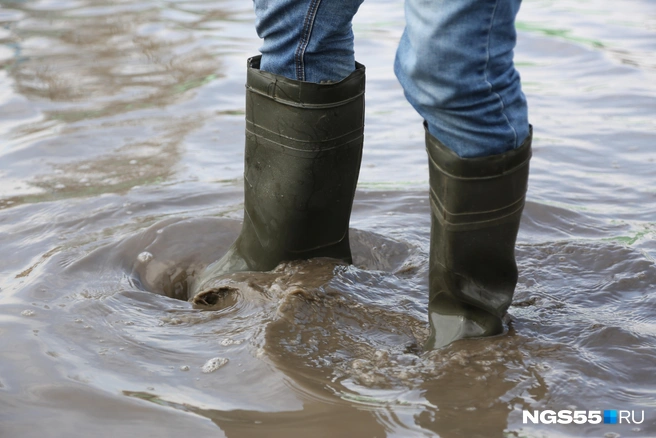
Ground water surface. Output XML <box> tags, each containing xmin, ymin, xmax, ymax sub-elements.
<box><xmin>1</xmin><ymin>0</ymin><xmax>655</xmax><ymax>436</ymax></box>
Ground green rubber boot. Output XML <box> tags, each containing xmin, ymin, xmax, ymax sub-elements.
<box><xmin>425</xmin><ymin>124</ymin><xmax>532</xmax><ymax>349</ymax></box>
<box><xmin>191</xmin><ymin>56</ymin><xmax>365</xmax><ymax>305</ymax></box>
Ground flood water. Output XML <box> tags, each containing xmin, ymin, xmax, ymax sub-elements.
<box><xmin>1</xmin><ymin>0</ymin><xmax>655</xmax><ymax>437</ymax></box>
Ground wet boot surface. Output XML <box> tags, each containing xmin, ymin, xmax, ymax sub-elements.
<box><xmin>192</xmin><ymin>56</ymin><xmax>366</xmax><ymax>304</ymax></box>
<box><xmin>425</xmin><ymin>127</ymin><xmax>532</xmax><ymax>349</ymax></box>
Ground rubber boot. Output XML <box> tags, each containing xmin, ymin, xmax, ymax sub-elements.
<box><xmin>191</xmin><ymin>56</ymin><xmax>365</xmax><ymax>305</ymax></box>
<box><xmin>425</xmin><ymin>124</ymin><xmax>532</xmax><ymax>349</ymax></box>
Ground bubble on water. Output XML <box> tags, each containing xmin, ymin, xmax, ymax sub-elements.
<box><xmin>373</xmin><ymin>350</ymin><xmax>389</xmax><ymax>363</ymax></box>
<box><xmin>220</xmin><ymin>338</ymin><xmax>243</xmax><ymax>346</ymax></box>
<box><xmin>54</xmin><ymin>183</ymin><xmax>66</xmax><ymax>189</ymax></box>
<box><xmin>137</xmin><ymin>251</ymin><xmax>153</xmax><ymax>263</ymax></box>
<box><xmin>163</xmin><ymin>318</ymin><xmax>183</xmax><ymax>325</ymax></box>
<box><xmin>156</xmin><ymin>229</ymin><xmax>164</xmax><ymax>234</ymax></box>
<box><xmin>21</xmin><ymin>310</ymin><xmax>35</xmax><ymax>317</ymax></box>
<box><xmin>180</xmin><ymin>365</ymin><xmax>190</xmax><ymax>371</ymax></box>
<box><xmin>202</xmin><ymin>357</ymin><xmax>228</xmax><ymax>373</ymax></box>
<box><xmin>129</xmin><ymin>160</ymin><xmax>138</xmax><ymax>165</ymax></box>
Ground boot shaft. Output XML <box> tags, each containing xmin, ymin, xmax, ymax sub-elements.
<box><xmin>241</xmin><ymin>56</ymin><xmax>366</xmax><ymax>264</ymax></box>
<box><xmin>427</xmin><ymin>126</ymin><xmax>532</xmax><ymax>319</ymax></box>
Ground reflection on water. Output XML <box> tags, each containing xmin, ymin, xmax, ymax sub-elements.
<box><xmin>1</xmin><ymin>0</ymin><xmax>655</xmax><ymax>437</ymax></box>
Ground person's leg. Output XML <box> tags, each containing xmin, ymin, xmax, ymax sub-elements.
<box><xmin>191</xmin><ymin>0</ymin><xmax>366</xmax><ymax>304</ymax></box>
<box><xmin>254</xmin><ymin>0</ymin><xmax>365</xmax><ymax>83</ymax></box>
<box><xmin>395</xmin><ymin>0</ymin><xmax>532</xmax><ymax>347</ymax></box>
<box><xmin>395</xmin><ymin>0</ymin><xmax>529</xmax><ymax>158</ymax></box>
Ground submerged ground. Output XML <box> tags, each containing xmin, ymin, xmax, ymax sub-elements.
<box><xmin>1</xmin><ymin>0</ymin><xmax>655</xmax><ymax>436</ymax></box>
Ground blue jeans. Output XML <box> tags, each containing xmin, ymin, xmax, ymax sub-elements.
<box><xmin>253</xmin><ymin>0</ymin><xmax>529</xmax><ymax>158</ymax></box>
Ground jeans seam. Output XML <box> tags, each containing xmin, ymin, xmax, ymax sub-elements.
<box><xmin>483</xmin><ymin>0</ymin><xmax>518</xmax><ymax>148</ymax></box>
<box><xmin>294</xmin><ymin>0</ymin><xmax>323</xmax><ymax>81</ymax></box>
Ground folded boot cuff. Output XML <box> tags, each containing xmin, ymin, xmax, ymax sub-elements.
<box><xmin>247</xmin><ymin>55</ymin><xmax>365</xmax><ymax>107</ymax></box>
<box><xmin>425</xmin><ymin>122</ymin><xmax>532</xmax><ymax>179</ymax></box>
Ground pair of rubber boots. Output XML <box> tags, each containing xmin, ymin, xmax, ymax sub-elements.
<box><xmin>192</xmin><ymin>56</ymin><xmax>532</xmax><ymax>349</ymax></box>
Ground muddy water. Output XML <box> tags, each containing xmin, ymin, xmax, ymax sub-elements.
<box><xmin>1</xmin><ymin>0</ymin><xmax>655</xmax><ymax>437</ymax></box>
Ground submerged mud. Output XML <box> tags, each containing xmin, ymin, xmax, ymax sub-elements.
<box><xmin>1</xmin><ymin>0</ymin><xmax>656</xmax><ymax>437</ymax></box>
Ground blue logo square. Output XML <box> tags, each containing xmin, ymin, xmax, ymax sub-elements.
<box><xmin>604</xmin><ymin>410</ymin><xmax>618</xmax><ymax>424</ymax></box>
